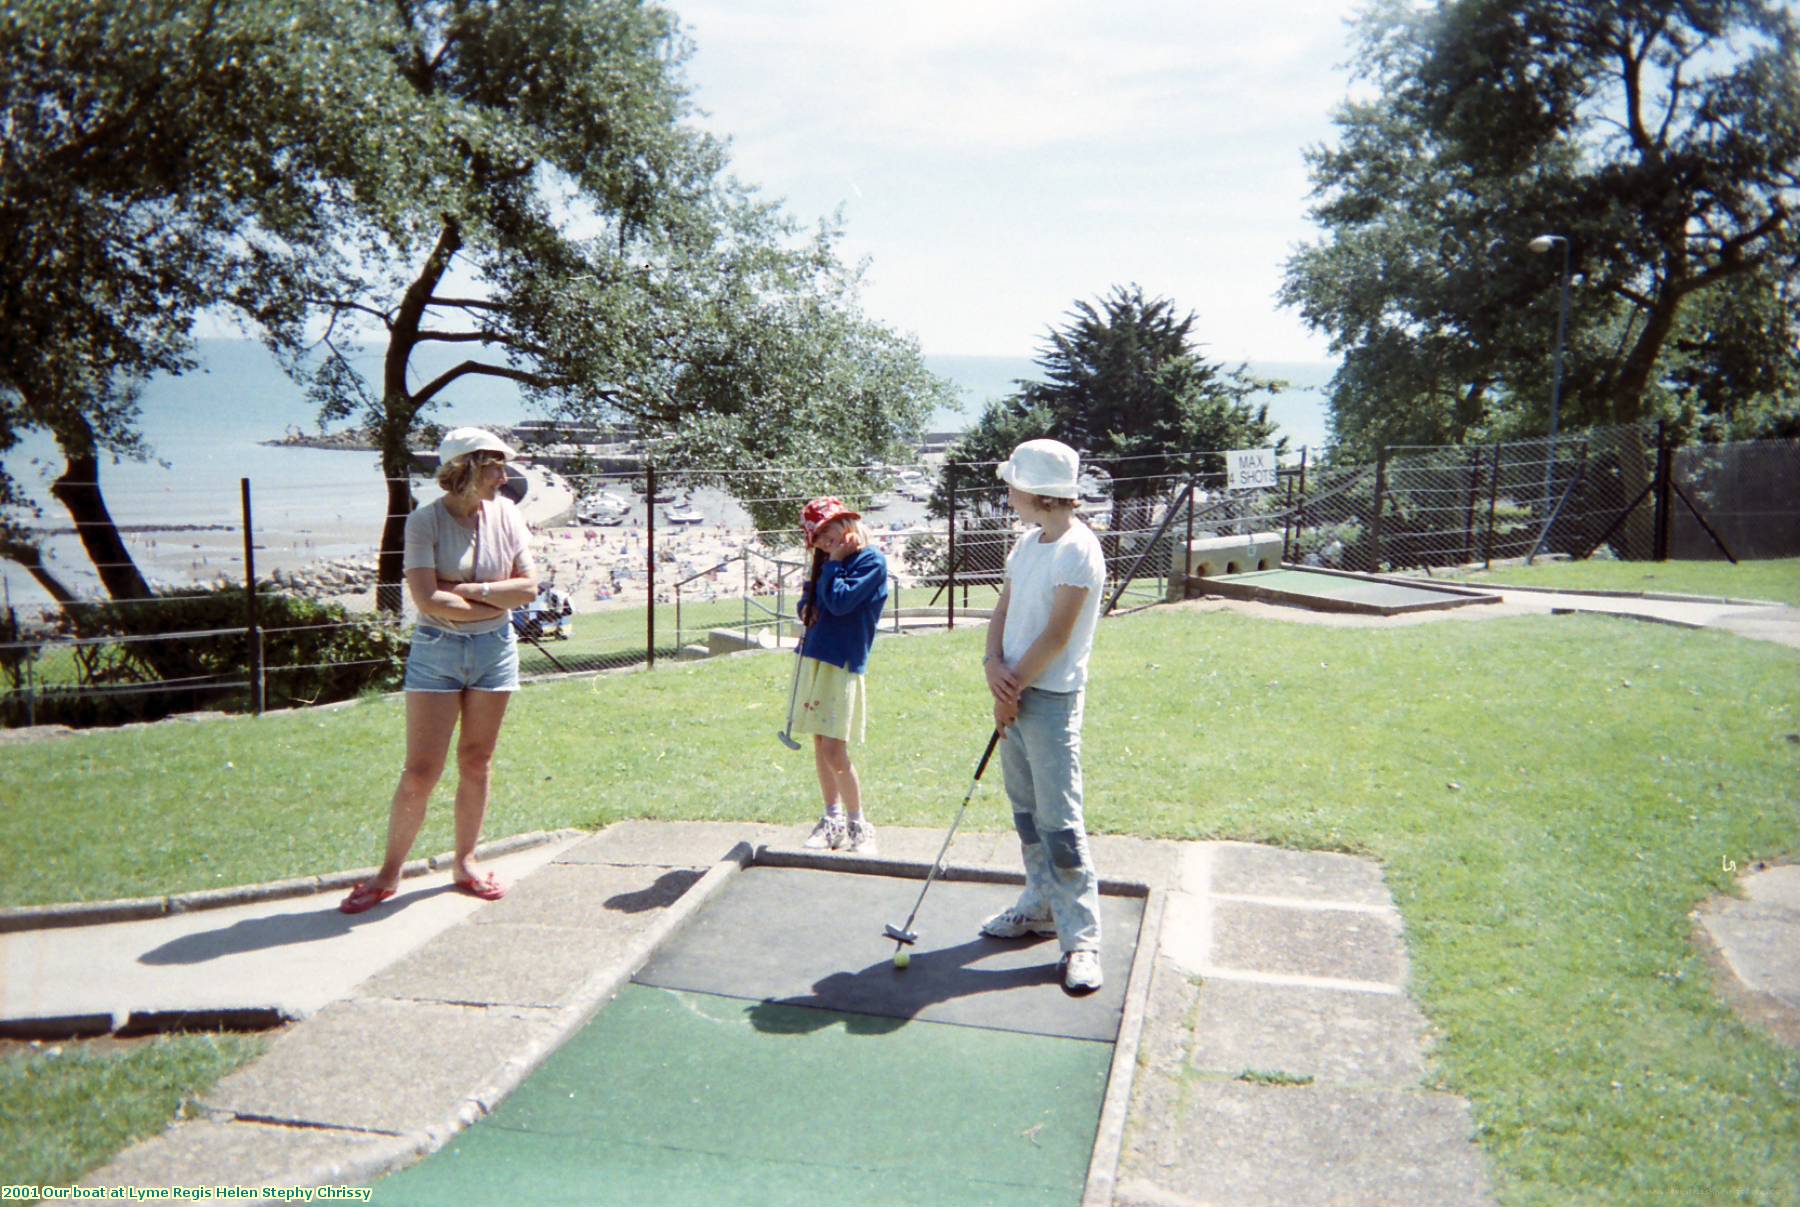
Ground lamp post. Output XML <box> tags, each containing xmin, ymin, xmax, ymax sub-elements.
<box><xmin>1528</xmin><ymin>234</ymin><xmax>1572</xmax><ymax>508</ymax></box>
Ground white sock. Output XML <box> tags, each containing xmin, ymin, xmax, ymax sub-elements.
<box><xmin>825</xmin><ymin>804</ymin><xmax>845</xmax><ymax>819</ymax></box>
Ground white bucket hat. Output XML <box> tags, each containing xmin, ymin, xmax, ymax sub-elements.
<box><xmin>437</xmin><ymin>427</ymin><xmax>515</xmax><ymax>465</ymax></box>
<box><xmin>997</xmin><ymin>438</ymin><xmax>1081</xmax><ymax>499</ymax></box>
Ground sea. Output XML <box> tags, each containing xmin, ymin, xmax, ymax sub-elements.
<box><xmin>0</xmin><ymin>340</ymin><xmax>1333</xmax><ymax>612</ymax></box>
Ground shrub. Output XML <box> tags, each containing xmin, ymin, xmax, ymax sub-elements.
<box><xmin>4</xmin><ymin>585</ymin><xmax>406</xmax><ymax>729</ymax></box>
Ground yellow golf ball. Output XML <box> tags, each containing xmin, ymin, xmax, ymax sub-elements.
<box><xmin>894</xmin><ymin>949</ymin><xmax>910</xmax><ymax>969</ymax></box>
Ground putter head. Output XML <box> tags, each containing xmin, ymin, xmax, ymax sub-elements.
<box><xmin>776</xmin><ymin>730</ymin><xmax>802</xmax><ymax>751</ymax></box>
<box><xmin>884</xmin><ymin>923</ymin><xmax>918</xmax><ymax>946</ymax></box>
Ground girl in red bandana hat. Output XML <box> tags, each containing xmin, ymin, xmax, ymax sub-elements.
<box><xmin>794</xmin><ymin>496</ymin><xmax>889</xmax><ymax>853</ymax></box>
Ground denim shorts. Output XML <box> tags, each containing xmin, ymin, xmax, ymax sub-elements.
<box><xmin>403</xmin><ymin>624</ymin><xmax>520</xmax><ymax>693</ymax></box>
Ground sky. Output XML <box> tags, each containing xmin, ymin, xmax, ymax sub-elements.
<box><xmin>673</xmin><ymin>0</ymin><xmax>1368</xmax><ymax>363</ymax></box>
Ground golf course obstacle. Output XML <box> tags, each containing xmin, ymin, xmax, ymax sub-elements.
<box><xmin>1169</xmin><ymin>531</ymin><xmax>1284</xmax><ymax>601</ymax></box>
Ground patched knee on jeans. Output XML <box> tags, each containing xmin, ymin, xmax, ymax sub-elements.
<box><xmin>1047</xmin><ymin>828</ymin><xmax>1084</xmax><ymax>869</ymax></box>
<box><xmin>1013</xmin><ymin>812</ymin><xmax>1041</xmax><ymax>845</ymax></box>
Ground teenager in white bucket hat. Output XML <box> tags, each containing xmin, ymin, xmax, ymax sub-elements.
<box><xmin>981</xmin><ymin>436</ymin><xmax>1108</xmax><ymax>993</ymax></box>
<box><xmin>996</xmin><ymin>438</ymin><xmax>1081</xmax><ymax>498</ymax></box>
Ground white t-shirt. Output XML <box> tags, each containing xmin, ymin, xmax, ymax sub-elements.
<box><xmin>1001</xmin><ymin>520</ymin><xmax>1107</xmax><ymax>693</ymax></box>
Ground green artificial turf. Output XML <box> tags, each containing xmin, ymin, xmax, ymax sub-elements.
<box><xmin>2</xmin><ymin>601</ymin><xmax>1796</xmax><ymax>1204</ymax></box>
<box><xmin>376</xmin><ymin>985</ymin><xmax>1110</xmax><ymax>1207</ymax></box>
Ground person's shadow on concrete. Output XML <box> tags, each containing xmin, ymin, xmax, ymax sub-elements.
<box><xmin>603</xmin><ymin>869</ymin><xmax>704</xmax><ymax>914</ymax></box>
<box><xmin>138</xmin><ymin>883</ymin><xmax>456</xmax><ymax>965</ymax></box>
<box><xmin>745</xmin><ymin>935</ymin><xmax>1062</xmax><ymax>1037</ymax></box>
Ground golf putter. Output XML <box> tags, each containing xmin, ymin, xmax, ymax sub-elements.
<box><xmin>778</xmin><ymin>557</ymin><xmax>825</xmax><ymax>751</ymax></box>
<box><xmin>776</xmin><ymin>631</ymin><xmax>806</xmax><ymax>751</ymax></box>
<box><xmin>884</xmin><ymin>728</ymin><xmax>1003</xmax><ymax>948</ymax></box>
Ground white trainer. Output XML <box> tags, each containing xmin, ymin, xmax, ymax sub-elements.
<box><xmin>803</xmin><ymin>813</ymin><xmax>847</xmax><ymax>850</ymax></box>
<box><xmin>1063</xmin><ymin>950</ymin><xmax>1104</xmax><ymax>994</ymax></box>
<box><xmin>980</xmin><ymin>906</ymin><xmax>1058</xmax><ymax>939</ymax></box>
<box><xmin>846</xmin><ymin>818</ymin><xmax>878</xmax><ymax>854</ymax></box>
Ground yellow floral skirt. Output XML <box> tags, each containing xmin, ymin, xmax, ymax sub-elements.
<box><xmin>791</xmin><ymin>656</ymin><xmax>867</xmax><ymax>744</ymax></box>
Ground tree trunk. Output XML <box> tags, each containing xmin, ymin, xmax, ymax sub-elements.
<box><xmin>1607</xmin><ymin>292</ymin><xmax>1683</xmax><ymax>559</ymax></box>
<box><xmin>48</xmin><ymin>411</ymin><xmax>205</xmax><ymax>685</ymax></box>
<box><xmin>374</xmin><ymin>218</ymin><xmax>462</xmax><ymax>615</ymax></box>
<box><xmin>0</xmin><ymin>537</ymin><xmax>79</xmax><ymax>605</ymax></box>
<box><xmin>49</xmin><ymin>413</ymin><xmax>153</xmax><ymax>601</ymax></box>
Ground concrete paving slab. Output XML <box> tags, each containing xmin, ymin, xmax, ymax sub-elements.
<box><xmin>1087</xmin><ymin>836</ymin><xmax>1186</xmax><ymax>891</ymax></box>
<box><xmin>1209</xmin><ymin>899</ymin><xmax>1406</xmax><ymax>987</ymax></box>
<box><xmin>1698</xmin><ymin>900</ymin><xmax>1800</xmax><ymax>1012</ymax></box>
<box><xmin>1124</xmin><ymin>1079</ymin><xmax>1492</xmax><ymax>1207</ymax></box>
<box><xmin>1188</xmin><ymin>979</ymin><xmax>1431</xmax><ymax>1087</ymax></box>
<box><xmin>466</xmin><ymin>861</ymin><xmax>703</xmax><ymax>929</ymax></box>
<box><xmin>1210</xmin><ymin>842</ymin><xmax>1394</xmax><ymax>907</ymax></box>
<box><xmin>1743</xmin><ymin>863</ymin><xmax>1800</xmax><ymax>910</ymax></box>
<box><xmin>86</xmin><ymin>1119</ymin><xmax>407</xmax><ymax>1190</ymax></box>
<box><xmin>197</xmin><ymin>998</ymin><xmax>560</xmax><ymax>1135</ymax></box>
<box><xmin>1712</xmin><ymin>605</ymin><xmax>1800</xmax><ymax>649</ymax></box>
<box><xmin>0</xmin><ymin>839</ymin><xmax>579</xmax><ymax>1031</ymax></box>
<box><xmin>634</xmin><ymin>865</ymin><xmax>1143</xmax><ymax>1041</ymax></box>
<box><xmin>555</xmin><ymin>819</ymin><xmax>787</xmax><ymax>867</ymax></box>
<box><xmin>356</xmin><ymin>921</ymin><xmax>622</xmax><ymax>1009</ymax></box>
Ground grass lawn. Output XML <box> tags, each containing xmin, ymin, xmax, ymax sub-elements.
<box><xmin>0</xmin><ymin>1033</ymin><xmax>265</xmax><ymax>1187</ymax></box>
<box><xmin>2</xmin><ymin>602</ymin><xmax>1796</xmax><ymax>1203</ymax></box>
<box><xmin>1445</xmin><ymin>555</ymin><xmax>1800</xmax><ymax>606</ymax></box>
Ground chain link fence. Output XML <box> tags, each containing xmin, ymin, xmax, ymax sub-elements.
<box><xmin>6</xmin><ymin>423</ymin><xmax>1792</xmax><ymax>727</ymax></box>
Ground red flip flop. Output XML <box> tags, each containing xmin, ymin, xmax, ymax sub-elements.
<box><xmin>339</xmin><ymin>881</ymin><xmax>396</xmax><ymax>915</ymax></box>
<box><xmin>453</xmin><ymin>872</ymin><xmax>507</xmax><ymax>902</ymax></box>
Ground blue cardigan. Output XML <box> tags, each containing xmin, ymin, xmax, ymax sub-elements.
<box><xmin>797</xmin><ymin>547</ymin><xmax>889</xmax><ymax>674</ymax></box>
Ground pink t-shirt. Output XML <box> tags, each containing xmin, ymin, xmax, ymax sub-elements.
<box><xmin>402</xmin><ymin>496</ymin><xmax>536</xmax><ymax>634</ymax></box>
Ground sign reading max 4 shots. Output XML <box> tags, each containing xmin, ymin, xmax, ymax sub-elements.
<box><xmin>1226</xmin><ymin>448</ymin><xmax>1278</xmax><ymax>491</ymax></box>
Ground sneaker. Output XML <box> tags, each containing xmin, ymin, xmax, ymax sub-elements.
<box><xmin>803</xmin><ymin>813</ymin><xmax>847</xmax><ymax>850</ymax></box>
<box><xmin>1063</xmin><ymin>950</ymin><xmax>1104</xmax><ymax>994</ymax></box>
<box><xmin>846</xmin><ymin>818</ymin><xmax>878</xmax><ymax>854</ymax></box>
<box><xmin>980</xmin><ymin>906</ymin><xmax>1058</xmax><ymax>939</ymax></box>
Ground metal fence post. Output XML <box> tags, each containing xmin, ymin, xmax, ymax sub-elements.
<box><xmin>1653</xmin><ymin>421</ymin><xmax>1673</xmax><ymax>562</ymax></box>
<box><xmin>1462</xmin><ymin>447</ymin><xmax>1481</xmax><ymax>564</ymax></box>
<box><xmin>645</xmin><ymin>459</ymin><xmax>656</xmax><ymax>668</ymax></box>
<box><xmin>1186</xmin><ymin>471</ymin><xmax>1196</xmax><ymax>582</ymax></box>
<box><xmin>946</xmin><ymin>460</ymin><xmax>958</xmax><ymax>631</ymax></box>
<box><xmin>240</xmin><ymin>478</ymin><xmax>264</xmax><ymax>716</ymax></box>
<box><xmin>1294</xmin><ymin>447</ymin><xmax>1309</xmax><ymax>561</ymax></box>
<box><xmin>1371</xmin><ymin>447</ymin><xmax>1388</xmax><ymax>571</ymax></box>
<box><xmin>1484</xmin><ymin>442</ymin><xmax>1503</xmax><ymax>567</ymax></box>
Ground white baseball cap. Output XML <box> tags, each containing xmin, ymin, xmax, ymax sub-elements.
<box><xmin>997</xmin><ymin>438</ymin><xmax>1081</xmax><ymax>498</ymax></box>
<box><xmin>437</xmin><ymin>427</ymin><xmax>515</xmax><ymax>465</ymax></box>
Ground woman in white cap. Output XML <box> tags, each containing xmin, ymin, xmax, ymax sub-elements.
<box><xmin>341</xmin><ymin>427</ymin><xmax>537</xmax><ymax>913</ymax></box>
<box><xmin>979</xmin><ymin>438</ymin><xmax>1109</xmax><ymax>993</ymax></box>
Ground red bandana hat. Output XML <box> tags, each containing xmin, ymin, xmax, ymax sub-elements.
<box><xmin>801</xmin><ymin>496</ymin><xmax>861</xmax><ymax>549</ymax></box>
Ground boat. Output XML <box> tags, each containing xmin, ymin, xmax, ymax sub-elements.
<box><xmin>664</xmin><ymin>506</ymin><xmax>704</xmax><ymax>525</ymax></box>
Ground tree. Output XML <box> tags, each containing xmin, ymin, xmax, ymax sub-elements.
<box><xmin>938</xmin><ymin>285</ymin><xmax>1281</xmax><ymax>532</ymax></box>
<box><xmin>0</xmin><ymin>0</ymin><xmax>434</xmax><ymax>604</ymax></box>
<box><xmin>290</xmin><ymin>1</ymin><xmax>945</xmax><ymax>607</ymax></box>
<box><xmin>1284</xmin><ymin>0</ymin><xmax>1800</xmax><ymax>459</ymax></box>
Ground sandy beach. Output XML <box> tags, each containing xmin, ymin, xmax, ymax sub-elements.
<box><xmin>59</xmin><ymin>461</ymin><xmax>944</xmax><ymax>623</ymax></box>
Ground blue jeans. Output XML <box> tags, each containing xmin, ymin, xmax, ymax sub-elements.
<box><xmin>403</xmin><ymin>624</ymin><xmax>520</xmax><ymax>693</ymax></box>
<box><xmin>1000</xmin><ymin>686</ymin><xmax>1101</xmax><ymax>953</ymax></box>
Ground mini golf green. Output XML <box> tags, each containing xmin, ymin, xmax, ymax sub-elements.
<box><xmin>1208</xmin><ymin>567</ymin><xmax>1498</xmax><ymax>614</ymax></box>
<box><xmin>375</xmin><ymin>867</ymin><xmax>1142</xmax><ymax>1206</ymax></box>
